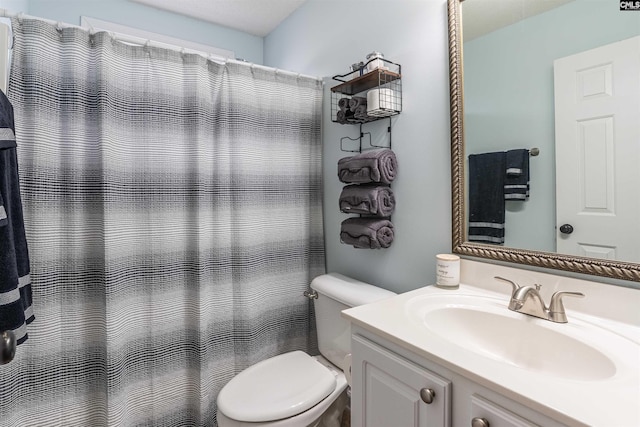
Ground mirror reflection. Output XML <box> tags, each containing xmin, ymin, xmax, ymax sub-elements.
<box><xmin>461</xmin><ymin>0</ymin><xmax>640</xmax><ymax>263</ymax></box>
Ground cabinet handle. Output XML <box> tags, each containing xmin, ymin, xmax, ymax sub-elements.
<box><xmin>419</xmin><ymin>388</ymin><xmax>435</xmax><ymax>404</ymax></box>
<box><xmin>471</xmin><ymin>417</ymin><xmax>490</xmax><ymax>427</ymax></box>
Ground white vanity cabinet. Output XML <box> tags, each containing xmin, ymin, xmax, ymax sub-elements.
<box><xmin>351</xmin><ymin>334</ymin><xmax>452</xmax><ymax>427</ymax></box>
<box><xmin>350</xmin><ymin>327</ymin><xmax>567</xmax><ymax>427</ymax></box>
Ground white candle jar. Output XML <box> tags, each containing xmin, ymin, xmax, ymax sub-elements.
<box><xmin>435</xmin><ymin>254</ymin><xmax>460</xmax><ymax>289</ymax></box>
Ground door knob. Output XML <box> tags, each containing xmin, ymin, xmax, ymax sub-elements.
<box><xmin>559</xmin><ymin>224</ymin><xmax>574</xmax><ymax>234</ymax></box>
<box><xmin>471</xmin><ymin>417</ymin><xmax>490</xmax><ymax>427</ymax></box>
<box><xmin>419</xmin><ymin>388</ymin><xmax>435</xmax><ymax>404</ymax></box>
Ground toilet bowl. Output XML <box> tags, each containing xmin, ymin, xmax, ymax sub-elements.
<box><xmin>216</xmin><ymin>273</ymin><xmax>396</xmax><ymax>427</ymax></box>
<box><xmin>217</xmin><ymin>353</ymin><xmax>348</xmax><ymax>427</ymax></box>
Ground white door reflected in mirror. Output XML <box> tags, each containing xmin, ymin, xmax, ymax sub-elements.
<box><xmin>554</xmin><ymin>36</ymin><xmax>640</xmax><ymax>263</ymax></box>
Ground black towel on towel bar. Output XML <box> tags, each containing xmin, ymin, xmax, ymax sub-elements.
<box><xmin>468</xmin><ymin>152</ymin><xmax>506</xmax><ymax>244</ymax></box>
<box><xmin>504</xmin><ymin>149</ymin><xmax>530</xmax><ymax>200</ymax></box>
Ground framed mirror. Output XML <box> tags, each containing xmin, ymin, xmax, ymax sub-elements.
<box><xmin>448</xmin><ymin>0</ymin><xmax>640</xmax><ymax>282</ymax></box>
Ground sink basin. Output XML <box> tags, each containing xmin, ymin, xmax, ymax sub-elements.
<box><xmin>405</xmin><ymin>294</ymin><xmax>633</xmax><ymax>381</ymax></box>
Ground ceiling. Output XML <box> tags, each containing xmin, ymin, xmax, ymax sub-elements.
<box><xmin>130</xmin><ymin>0</ymin><xmax>575</xmax><ymax>41</ymax></box>
<box><xmin>462</xmin><ymin>0</ymin><xmax>575</xmax><ymax>41</ymax></box>
<box><xmin>131</xmin><ymin>0</ymin><xmax>307</xmax><ymax>37</ymax></box>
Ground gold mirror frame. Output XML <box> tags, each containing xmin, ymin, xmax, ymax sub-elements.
<box><xmin>447</xmin><ymin>0</ymin><xmax>640</xmax><ymax>282</ymax></box>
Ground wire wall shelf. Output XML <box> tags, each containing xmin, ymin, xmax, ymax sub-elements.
<box><xmin>331</xmin><ymin>58</ymin><xmax>402</xmax><ymax>126</ymax></box>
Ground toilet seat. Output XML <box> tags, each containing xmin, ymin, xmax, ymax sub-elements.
<box><xmin>217</xmin><ymin>351</ymin><xmax>337</xmax><ymax>423</ymax></box>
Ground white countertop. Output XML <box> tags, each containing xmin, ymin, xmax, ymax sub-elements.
<box><xmin>342</xmin><ymin>282</ymin><xmax>640</xmax><ymax>427</ymax></box>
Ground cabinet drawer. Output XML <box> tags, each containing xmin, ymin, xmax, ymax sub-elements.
<box><xmin>470</xmin><ymin>394</ymin><xmax>539</xmax><ymax>427</ymax></box>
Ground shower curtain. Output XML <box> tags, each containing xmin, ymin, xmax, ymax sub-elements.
<box><xmin>0</xmin><ymin>17</ymin><xmax>324</xmax><ymax>427</ymax></box>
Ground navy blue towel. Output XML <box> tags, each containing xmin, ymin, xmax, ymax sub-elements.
<box><xmin>468</xmin><ymin>152</ymin><xmax>506</xmax><ymax>244</ymax></box>
<box><xmin>504</xmin><ymin>149</ymin><xmax>530</xmax><ymax>200</ymax></box>
<box><xmin>0</xmin><ymin>90</ymin><xmax>34</xmax><ymax>345</ymax></box>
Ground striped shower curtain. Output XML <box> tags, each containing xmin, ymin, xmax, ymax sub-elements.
<box><xmin>0</xmin><ymin>18</ymin><xmax>324</xmax><ymax>427</ymax></box>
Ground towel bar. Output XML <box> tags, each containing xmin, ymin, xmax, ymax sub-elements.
<box><xmin>340</xmin><ymin>128</ymin><xmax>372</xmax><ymax>153</ymax></box>
<box><xmin>339</xmin><ymin>118</ymin><xmax>393</xmax><ymax>153</ymax></box>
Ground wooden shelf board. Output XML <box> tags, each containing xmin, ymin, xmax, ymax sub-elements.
<box><xmin>331</xmin><ymin>70</ymin><xmax>401</xmax><ymax>95</ymax></box>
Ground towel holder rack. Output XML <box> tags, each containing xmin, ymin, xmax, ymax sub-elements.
<box><xmin>530</xmin><ymin>147</ymin><xmax>540</xmax><ymax>156</ymax></box>
<box><xmin>340</xmin><ymin>128</ymin><xmax>372</xmax><ymax>153</ymax></box>
<box><xmin>339</xmin><ymin>117</ymin><xmax>393</xmax><ymax>153</ymax></box>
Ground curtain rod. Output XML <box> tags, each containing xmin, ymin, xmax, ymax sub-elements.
<box><xmin>0</xmin><ymin>8</ymin><xmax>322</xmax><ymax>82</ymax></box>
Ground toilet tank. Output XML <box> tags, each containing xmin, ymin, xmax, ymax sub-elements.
<box><xmin>310</xmin><ymin>273</ymin><xmax>396</xmax><ymax>370</ymax></box>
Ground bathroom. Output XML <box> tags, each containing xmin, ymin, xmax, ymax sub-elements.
<box><xmin>0</xmin><ymin>0</ymin><xmax>638</xmax><ymax>426</ymax></box>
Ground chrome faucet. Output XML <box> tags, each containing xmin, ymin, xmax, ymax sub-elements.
<box><xmin>495</xmin><ymin>276</ymin><xmax>584</xmax><ymax>323</ymax></box>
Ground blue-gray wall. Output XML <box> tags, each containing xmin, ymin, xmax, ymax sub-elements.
<box><xmin>464</xmin><ymin>0</ymin><xmax>640</xmax><ymax>253</ymax></box>
<box><xmin>1</xmin><ymin>0</ymin><xmax>28</xmax><ymax>14</ymax></box>
<box><xmin>3</xmin><ymin>0</ymin><xmax>635</xmax><ymax>290</ymax></box>
<box><xmin>1</xmin><ymin>0</ymin><xmax>264</xmax><ymax>63</ymax></box>
<box><xmin>265</xmin><ymin>0</ymin><xmax>452</xmax><ymax>293</ymax></box>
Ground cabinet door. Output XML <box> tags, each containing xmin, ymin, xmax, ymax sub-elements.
<box><xmin>470</xmin><ymin>395</ymin><xmax>539</xmax><ymax>427</ymax></box>
<box><xmin>352</xmin><ymin>335</ymin><xmax>451</xmax><ymax>427</ymax></box>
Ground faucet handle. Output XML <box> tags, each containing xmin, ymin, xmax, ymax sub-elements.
<box><xmin>494</xmin><ymin>276</ymin><xmax>519</xmax><ymax>295</ymax></box>
<box><xmin>549</xmin><ymin>291</ymin><xmax>585</xmax><ymax>323</ymax></box>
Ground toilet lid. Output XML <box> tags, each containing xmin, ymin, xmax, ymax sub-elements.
<box><xmin>217</xmin><ymin>351</ymin><xmax>336</xmax><ymax>422</ymax></box>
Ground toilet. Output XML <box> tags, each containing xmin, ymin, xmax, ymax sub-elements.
<box><xmin>216</xmin><ymin>273</ymin><xmax>396</xmax><ymax>427</ymax></box>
